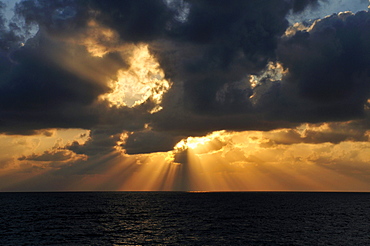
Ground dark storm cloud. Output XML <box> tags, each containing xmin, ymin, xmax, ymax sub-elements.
<box><xmin>14</xmin><ymin>0</ymin><xmax>90</xmax><ymax>37</ymax></box>
<box><xmin>0</xmin><ymin>29</ymin><xmax>127</xmax><ymax>134</ymax></box>
<box><xmin>89</xmin><ymin>0</ymin><xmax>174</xmax><ymax>42</ymax></box>
<box><xmin>126</xmin><ymin>0</ymin><xmax>318</xmax><ymax>153</ymax></box>
<box><xmin>123</xmin><ymin>130</ymin><xmax>183</xmax><ymax>154</ymax></box>
<box><xmin>2</xmin><ymin>0</ymin><xmax>368</xmax><ymax>156</ymax></box>
<box><xmin>267</xmin><ymin>10</ymin><xmax>370</xmax><ymax>122</ymax></box>
<box><xmin>0</xmin><ymin>0</ymin><xmax>168</xmax><ymax>136</ymax></box>
<box><xmin>66</xmin><ymin>105</ymin><xmax>152</xmax><ymax>156</ymax></box>
<box><xmin>142</xmin><ymin>4</ymin><xmax>370</xmax><ymax>153</ymax></box>
<box><xmin>153</xmin><ymin>0</ymin><xmax>316</xmax><ymax>115</ymax></box>
<box><xmin>95</xmin><ymin>1</ymin><xmax>370</xmax><ymax>154</ymax></box>
<box><xmin>67</xmin><ymin>129</ymin><xmax>123</xmax><ymax>156</ymax></box>
<box><xmin>186</xmin><ymin>9</ymin><xmax>370</xmax><ymax>129</ymax></box>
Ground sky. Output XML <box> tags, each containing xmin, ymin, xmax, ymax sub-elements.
<box><xmin>0</xmin><ymin>0</ymin><xmax>369</xmax><ymax>191</ymax></box>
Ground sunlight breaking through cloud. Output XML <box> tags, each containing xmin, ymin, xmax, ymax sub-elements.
<box><xmin>1</xmin><ymin>0</ymin><xmax>370</xmax><ymax>192</ymax></box>
<box><xmin>174</xmin><ymin>131</ymin><xmax>226</xmax><ymax>151</ymax></box>
<box><xmin>100</xmin><ymin>44</ymin><xmax>171</xmax><ymax>112</ymax></box>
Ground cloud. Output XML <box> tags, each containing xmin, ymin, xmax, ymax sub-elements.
<box><xmin>290</xmin><ymin>0</ymin><xmax>319</xmax><ymax>13</ymax></box>
<box><xmin>0</xmin><ymin>0</ymin><xmax>369</xmax><ymax>157</ymax></box>
<box><xmin>0</xmin><ymin>1</ymin><xmax>24</xmax><ymax>51</ymax></box>
<box><xmin>153</xmin><ymin>0</ymin><xmax>308</xmax><ymax>117</ymax></box>
<box><xmin>14</xmin><ymin>0</ymin><xmax>90</xmax><ymax>38</ymax></box>
<box><xmin>89</xmin><ymin>0</ymin><xmax>175</xmax><ymax>42</ymax></box>
<box><xmin>123</xmin><ymin>130</ymin><xmax>183</xmax><ymax>154</ymax></box>
<box><xmin>0</xmin><ymin>28</ymin><xmax>132</xmax><ymax>134</ymax></box>
<box><xmin>142</xmin><ymin>4</ymin><xmax>370</xmax><ymax>155</ymax></box>
<box><xmin>261</xmin><ymin>122</ymin><xmax>370</xmax><ymax>146</ymax></box>
<box><xmin>306</xmin><ymin>141</ymin><xmax>370</xmax><ymax>180</ymax></box>
<box><xmin>271</xmin><ymin>10</ymin><xmax>370</xmax><ymax>122</ymax></box>
<box><xmin>67</xmin><ymin>130</ymin><xmax>123</xmax><ymax>156</ymax></box>
<box><xmin>18</xmin><ymin>149</ymin><xmax>76</xmax><ymax>162</ymax></box>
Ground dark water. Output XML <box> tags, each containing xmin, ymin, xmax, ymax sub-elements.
<box><xmin>1</xmin><ymin>192</ymin><xmax>370</xmax><ymax>245</ymax></box>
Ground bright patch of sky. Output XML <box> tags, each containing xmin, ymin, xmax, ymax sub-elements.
<box><xmin>2</xmin><ymin>0</ymin><xmax>19</xmax><ymax>20</ymax></box>
<box><xmin>288</xmin><ymin>0</ymin><xmax>369</xmax><ymax>24</ymax></box>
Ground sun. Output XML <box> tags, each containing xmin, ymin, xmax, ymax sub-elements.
<box><xmin>174</xmin><ymin>131</ymin><xmax>226</xmax><ymax>151</ymax></box>
<box><xmin>174</xmin><ymin>137</ymin><xmax>209</xmax><ymax>150</ymax></box>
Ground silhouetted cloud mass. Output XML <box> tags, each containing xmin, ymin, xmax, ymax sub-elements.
<box><xmin>0</xmin><ymin>0</ymin><xmax>369</xmax><ymax>155</ymax></box>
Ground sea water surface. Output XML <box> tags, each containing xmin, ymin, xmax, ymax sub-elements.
<box><xmin>1</xmin><ymin>192</ymin><xmax>370</xmax><ymax>245</ymax></box>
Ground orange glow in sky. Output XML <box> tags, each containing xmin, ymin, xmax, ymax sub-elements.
<box><xmin>1</xmin><ymin>1</ymin><xmax>370</xmax><ymax>192</ymax></box>
<box><xmin>1</xmin><ymin>126</ymin><xmax>370</xmax><ymax>191</ymax></box>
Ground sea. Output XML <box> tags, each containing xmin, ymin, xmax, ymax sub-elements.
<box><xmin>1</xmin><ymin>192</ymin><xmax>369</xmax><ymax>245</ymax></box>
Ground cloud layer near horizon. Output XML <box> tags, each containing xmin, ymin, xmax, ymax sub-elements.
<box><xmin>0</xmin><ymin>0</ymin><xmax>369</xmax><ymax>159</ymax></box>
